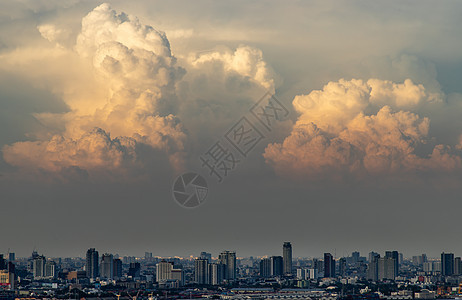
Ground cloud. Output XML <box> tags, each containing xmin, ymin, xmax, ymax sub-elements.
<box><xmin>1</xmin><ymin>3</ymin><xmax>276</xmax><ymax>178</ymax></box>
<box><xmin>264</xmin><ymin>78</ymin><xmax>462</xmax><ymax>181</ymax></box>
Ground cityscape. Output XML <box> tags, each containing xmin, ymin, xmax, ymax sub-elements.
<box><xmin>2</xmin><ymin>243</ymin><xmax>462</xmax><ymax>300</ymax></box>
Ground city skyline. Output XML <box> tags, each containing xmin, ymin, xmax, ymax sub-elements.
<box><xmin>1</xmin><ymin>0</ymin><xmax>462</xmax><ymax>266</ymax></box>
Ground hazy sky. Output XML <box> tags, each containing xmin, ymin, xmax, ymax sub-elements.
<box><xmin>1</xmin><ymin>0</ymin><xmax>462</xmax><ymax>259</ymax></box>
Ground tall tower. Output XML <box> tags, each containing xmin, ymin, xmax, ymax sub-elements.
<box><xmin>194</xmin><ymin>258</ymin><xmax>209</xmax><ymax>284</ymax></box>
<box><xmin>219</xmin><ymin>251</ymin><xmax>236</xmax><ymax>280</ymax></box>
<box><xmin>100</xmin><ymin>253</ymin><xmax>114</xmax><ymax>279</ymax></box>
<box><xmin>385</xmin><ymin>251</ymin><xmax>399</xmax><ymax>277</ymax></box>
<box><xmin>156</xmin><ymin>260</ymin><xmax>173</xmax><ymax>282</ymax></box>
<box><xmin>283</xmin><ymin>242</ymin><xmax>292</xmax><ymax>275</ymax></box>
<box><xmin>324</xmin><ymin>253</ymin><xmax>335</xmax><ymax>278</ymax></box>
<box><xmin>86</xmin><ymin>248</ymin><xmax>99</xmax><ymax>279</ymax></box>
<box><xmin>441</xmin><ymin>252</ymin><xmax>454</xmax><ymax>276</ymax></box>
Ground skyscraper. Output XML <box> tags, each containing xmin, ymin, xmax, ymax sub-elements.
<box><xmin>100</xmin><ymin>253</ymin><xmax>114</xmax><ymax>279</ymax></box>
<box><xmin>441</xmin><ymin>252</ymin><xmax>454</xmax><ymax>276</ymax></box>
<box><xmin>33</xmin><ymin>255</ymin><xmax>46</xmax><ymax>279</ymax></box>
<box><xmin>324</xmin><ymin>253</ymin><xmax>335</xmax><ymax>278</ymax></box>
<box><xmin>367</xmin><ymin>253</ymin><xmax>380</xmax><ymax>281</ymax></box>
<box><xmin>113</xmin><ymin>258</ymin><xmax>122</xmax><ymax>279</ymax></box>
<box><xmin>156</xmin><ymin>260</ymin><xmax>173</xmax><ymax>282</ymax></box>
<box><xmin>271</xmin><ymin>256</ymin><xmax>284</xmax><ymax>276</ymax></box>
<box><xmin>455</xmin><ymin>257</ymin><xmax>461</xmax><ymax>276</ymax></box>
<box><xmin>194</xmin><ymin>258</ymin><xmax>209</xmax><ymax>284</ymax></box>
<box><xmin>283</xmin><ymin>242</ymin><xmax>292</xmax><ymax>275</ymax></box>
<box><xmin>378</xmin><ymin>256</ymin><xmax>396</xmax><ymax>280</ymax></box>
<box><xmin>385</xmin><ymin>251</ymin><xmax>399</xmax><ymax>277</ymax></box>
<box><xmin>260</xmin><ymin>258</ymin><xmax>271</xmax><ymax>278</ymax></box>
<box><xmin>86</xmin><ymin>248</ymin><xmax>99</xmax><ymax>279</ymax></box>
<box><xmin>208</xmin><ymin>263</ymin><xmax>224</xmax><ymax>285</ymax></box>
<box><xmin>219</xmin><ymin>251</ymin><xmax>236</xmax><ymax>280</ymax></box>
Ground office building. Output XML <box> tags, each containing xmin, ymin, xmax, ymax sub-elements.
<box><xmin>455</xmin><ymin>257</ymin><xmax>461</xmax><ymax>275</ymax></box>
<box><xmin>441</xmin><ymin>252</ymin><xmax>454</xmax><ymax>276</ymax></box>
<box><xmin>324</xmin><ymin>253</ymin><xmax>335</xmax><ymax>278</ymax></box>
<box><xmin>200</xmin><ymin>252</ymin><xmax>212</xmax><ymax>263</ymax></box>
<box><xmin>33</xmin><ymin>255</ymin><xmax>46</xmax><ymax>279</ymax></box>
<box><xmin>271</xmin><ymin>256</ymin><xmax>283</xmax><ymax>276</ymax></box>
<box><xmin>171</xmin><ymin>269</ymin><xmax>185</xmax><ymax>286</ymax></box>
<box><xmin>100</xmin><ymin>253</ymin><xmax>114</xmax><ymax>279</ymax></box>
<box><xmin>208</xmin><ymin>263</ymin><xmax>224</xmax><ymax>285</ymax></box>
<box><xmin>367</xmin><ymin>253</ymin><xmax>380</xmax><ymax>281</ymax></box>
<box><xmin>86</xmin><ymin>248</ymin><xmax>99</xmax><ymax>279</ymax></box>
<box><xmin>378</xmin><ymin>257</ymin><xmax>396</xmax><ymax>280</ymax></box>
<box><xmin>219</xmin><ymin>251</ymin><xmax>236</xmax><ymax>280</ymax></box>
<box><xmin>8</xmin><ymin>253</ymin><xmax>15</xmax><ymax>262</ymax></box>
<box><xmin>44</xmin><ymin>261</ymin><xmax>56</xmax><ymax>279</ymax></box>
<box><xmin>156</xmin><ymin>260</ymin><xmax>173</xmax><ymax>282</ymax></box>
<box><xmin>260</xmin><ymin>258</ymin><xmax>271</xmax><ymax>278</ymax></box>
<box><xmin>128</xmin><ymin>262</ymin><xmax>141</xmax><ymax>278</ymax></box>
<box><xmin>195</xmin><ymin>258</ymin><xmax>209</xmax><ymax>284</ymax></box>
<box><xmin>113</xmin><ymin>258</ymin><xmax>122</xmax><ymax>279</ymax></box>
<box><xmin>0</xmin><ymin>255</ymin><xmax>5</xmax><ymax>270</ymax></box>
<box><xmin>283</xmin><ymin>242</ymin><xmax>292</xmax><ymax>275</ymax></box>
<box><xmin>385</xmin><ymin>251</ymin><xmax>399</xmax><ymax>277</ymax></box>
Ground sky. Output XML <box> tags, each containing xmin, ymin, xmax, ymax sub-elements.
<box><xmin>1</xmin><ymin>0</ymin><xmax>462</xmax><ymax>259</ymax></box>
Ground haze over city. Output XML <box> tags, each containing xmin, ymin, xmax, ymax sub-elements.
<box><xmin>1</xmin><ymin>0</ymin><xmax>462</xmax><ymax>260</ymax></box>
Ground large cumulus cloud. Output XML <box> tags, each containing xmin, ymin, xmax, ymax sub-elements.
<box><xmin>1</xmin><ymin>3</ymin><xmax>274</xmax><ymax>177</ymax></box>
<box><xmin>264</xmin><ymin>78</ymin><xmax>462</xmax><ymax>180</ymax></box>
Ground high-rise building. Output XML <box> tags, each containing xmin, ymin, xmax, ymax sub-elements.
<box><xmin>0</xmin><ymin>255</ymin><xmax>5</xmax><ymax>270</ymax></box>
<box><xmin>113</xmin><ymin>258</ymin><xmax>122</xmax><ymax>279</ymax></box>
<box><xmin>100</xmin><ymin>254</ymin><xmax>114</xmax><ymax>279</ymax></box>
<box><xmin>33</xmin><ymin>255</ymin><xmax>46</xmax><ymax>279</ymax></box>
<box><xmin>8</xmin><ymin>253</ymin><xmax>15</xmax><ymax>262</ymax></box>
<box><xmin>283</xmin><ymin>242</ymin><xmax>292</xmax><ymax>275</ymax></box>
<box><xmin>128</xmin><ymin>262</ymin><xmax>141</xmax><ymax>278</ymax></box>
<box><xmin>44</xmin><ymin>261</ymin><xmax>56</xmax><ymax>279</ymax></box>
<box><xmin>0</xmin><ymin>269</ymin><xmax>14</xmax><ymax>289</ymax></box>
<box><xmin>441</xmin><ymin>252</ymin><xmax>454</xmax><ymax>276</ymax></box>
<box><xmin>271</xmin><ymin>256</ymin><xmax>283</xmax><ymax>276</ymax></box>
<box><xmin>219</xmin><ymin>251</ymin><xmax>236</xmax><ymax>280</ymax></box>
<box><xmin>195</xmin><ymin>258</ymin><xmax>209</xmax><ymax>284</ymax></box>
<box><xmin>455</xmin><ymin>257</ymin><xmax>461</xmax><ymax>275</ymax></box>
<box><xmin>260</xmin><ymin>258</ymin><xmax>271</xmax><ymax>278</ymax></box>
<box><xmin>200</xmin><ymin>252</ymin><xmax>212</xmax><ymax>263</ymax></box>
<box><xmin>208</xmin><ymin>263</ymin><xmax>224</xmax><ymax>285</ymax></box>
<box><xmin>86</xmin><ymin>248</ymin><xmax>99</xmax><ymax>279</ymax></box>
<box><xmin>171</xmin><ymin>269</ymin><xmax>185</xmax><ymax>286</ymax></box>
<box><xmin>324</xmin><ymin>253</ymin><xmax>335</xmax><ymax>278</ymax></box>
<box><xmin>378</xmin><ymin>257</ymin><xmax>396</xmax><ymax>280</ymax></box>
<box><xmin>367</xmin><ymin>253</ymin><xmax>380</xmax><ymax>281</ymax></box>
<box><xmin>145</xmin><ymin>252</ymin><xmax>153</xmax><ymax>261</ymax></box>
<box><xmin>385</xmin><ymin>251</ymin><xmax>399</xmax><ymax>277</ymax></box>
<box><xmin>338</xmin><ymin>257</ymin><xmax>347</xmax><ymax>276</ymax></box>
<box><xmin>156</xmin><ymin>260</ymin><xmax>173</xmax><ymax>282</ymax></box>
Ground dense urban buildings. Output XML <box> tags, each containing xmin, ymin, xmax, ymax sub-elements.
<box><xmin>2</xmin><ymin>245</ymin><xmax>462</xmax><ymax>300</ymax></box>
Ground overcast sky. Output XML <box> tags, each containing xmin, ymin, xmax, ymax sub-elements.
<box><xmin>1</xmin><ymin>0</ymin><xmax>462</xmax><ymax>259</ymax></box>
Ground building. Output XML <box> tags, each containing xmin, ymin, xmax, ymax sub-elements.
<box><xmin>194</xmin><ymin>258</ymin><xmax>209</xmax><ymax>284</ymax></box>
<box><xmin>171</xmin><ymin>269</ymin><xmax>185</xmax><ymax>286</ymax></box>
<box><xmin>86</xmin><ymin>248</ymin><xmax>99</xmax><ymax>279</ymax></box>
<box><xmin>367</xmin><ymin>253</ymin><xmax>380</xmax><ymax>281</ymax></box>
<box><xmin>260</xmin><ymin>258</ymin><xmax>271</xmax><ymax>278</ymax></box>
<box><xmin>156</xmin><ymin>260</ymin><xmax>173</xmax><ymax>282</ymax></box>
<box><xmin>8</xmin><ymin>253</ymin><xmax>15</xmax><ymax>262</ymax></box>
<box><xmin>283</xmin><ymin>242</ymin><xmax>292</xmax><ymax>275</ymax></box>
<box><xmin>378</xmin><ymin>256</ymin><xmax>396</xmax><ymax>280</ymax></box>
<box><xmin>338</xmin><ymin>257</ymin><xmax>347</xmax><ymax>276</ymax></box>
<box><xmin>113</xmin><ymin>258</ymin><xmax>122</xmax><ymax>279</ymax></box>
<box><xmin>200</xmin><ymin>252</ymin><xmax>212</xmax><ymax>262</ymax></box>
<box><xmin>219</xmin><ymin>251</ymin><xmax>236</xmax><ymax>280</ymax></box>
<box><xmin>0</xmin><ymin>270</ymin><xmax>14</xmax><ymax>289</ymax></box>
<box><xmin>271</xmin><ymin>256</ymin><xmax>283</xmax><ymax>276</ymax></box>
<box><xmin>100</xmin><ymin>254</ymin><xmax>114</xmax><ymax>279</ymax></box>
<box><xmin>385</xmin><ymin>251</ymin><xmax>399</xmax><ymax>277</ymax></box>
<box><xmin>128</xmin><ymin>262</ymin><xmax>141</xmax><ymax>278</ymax></box>
<box><xmin>33</xmin><ymin>255</ymin><xmax>46</xmax><ymax>279</ymax></box>
<box><xmin>454</xmin><ymin>257</ymin><xmax>461</xmax><ymax>275</ymax></box>
<box><xmin>324</xmin><ymin>253</ymin><xmax>335</xmax><ymax>278</ymax></box>
<box><xmin>441</xmin><ymin>252</ymin><xmax>454</xmax><ymax>276</ymax></box>
<box><xmin>0</xmin><ymin>255</ymin><xmax>5</xmax><ymax>270</ymax></box>
<box><xmin>44</xmin><ymin>261</ymin><xmax>56</xmax><ymax>279</ymax></box>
